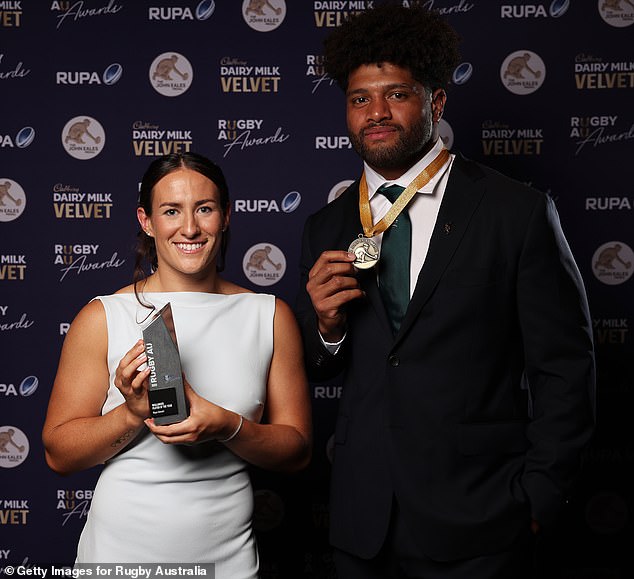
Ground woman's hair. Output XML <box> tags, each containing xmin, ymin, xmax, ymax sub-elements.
<box><xmin>133</xmin><ymin>152</ymin><xmax>230</xmax><ymax>303</ymax></box>
<box><xmin>323</xmin><ymin>3</ymin><xmax>461</xmax><ymax>92</ymax></box>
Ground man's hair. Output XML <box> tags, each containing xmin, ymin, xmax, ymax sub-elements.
<box><xmin>323</xmin><ymin>3</ymin><xmax>461</xmax><ymax>91</ymax></box>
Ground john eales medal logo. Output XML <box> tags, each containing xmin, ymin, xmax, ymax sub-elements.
<box><xmin>599</xmin><ymin>0</ymin><xmax>634</xmax><ymax>27</ymax></box>
<box><xmin>243</xmin><ymin>0</ymin><xmax>286</xmax><ymax>31</ymax></box>
<box><xmin>253</xmin><ymin>489</ymin><xmax>285</xmax><ymax>531</ymax></box>
<box><xmin>592</xmin><ymin>241</ymin><xmax>633</xmax><ymax>285</ymax></box>
<box><xmin>62</xmin><ymin>115</ymin><xmax>106</xmax><ymax>159</ymax></box>
<box><xmin>242</xmin><ymin>243</ymin><xmax>286</xmax><ymax>286</ymax></box>
<box><xmin>500</xmin><ymin>50</ymin><xmax>546</xmax><ymax>94</ymax></box>
<box><xmin>150</xmin><ymin>52</ymin><xmax>193</xmax><ymax>96</ymax></box>
<box><xmin>0</xmin><ymin>425</ymin><xmax>29</xmax><ymax>469</ymax></box>
<box><xmin>0</xmin><ymin>178</ymin><xmax>26</xmax><ymax>221</ymax></box>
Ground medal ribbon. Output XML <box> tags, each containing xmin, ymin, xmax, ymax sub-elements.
<box><xmin>358</xmin><ymin>147</ymin><xmax>450</xmax><ymax>238</ymax></box>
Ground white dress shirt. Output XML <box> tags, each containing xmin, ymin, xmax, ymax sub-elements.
<box><xmin>322</xmin><ymin>138</ymin><xmax>455</xmax><ymax>350</ymax></box>
<box><xmin>364</xmin><ymin>138</ymin><xmax>454</xmax><ymax>298</ymax></box>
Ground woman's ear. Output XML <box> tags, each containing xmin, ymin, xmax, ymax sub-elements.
<box><xmin>137</xmin><ymin>207</ymin><xmax>152</xmax><ymax>236</ymax></box>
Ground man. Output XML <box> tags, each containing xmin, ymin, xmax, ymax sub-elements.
<box><xmin>295</xmin><ymin>4</ymin><xmax>596</xmax><ymax>578</ymax></box>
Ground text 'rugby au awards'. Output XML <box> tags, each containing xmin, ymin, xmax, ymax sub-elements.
<box><xmin>142</xmin><ymin>303</ymin><xmax>188</xmax><ymax>425</ymax></box>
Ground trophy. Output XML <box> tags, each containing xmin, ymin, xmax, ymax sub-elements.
<box><xmin>142</xmin><ymin>303</ymin><xmax>188</xmax><ymax>425</ymax></box>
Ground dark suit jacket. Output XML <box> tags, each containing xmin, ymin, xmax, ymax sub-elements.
<box><xmin>295</xmin><ymin>154</ymin><xmax>596</xmax><ymax>562</ymax></box>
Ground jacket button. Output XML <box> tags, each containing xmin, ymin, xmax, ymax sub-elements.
<box><xmin>388</xmin><ymin>355</ymin><xmax>400</xmax><ymax>367</ymax></box>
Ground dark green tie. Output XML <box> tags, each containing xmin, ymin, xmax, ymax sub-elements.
<box><xmin>378</xmin><ymin>184</ymin><xmax>411</xmax><ymax>334</ymax></box>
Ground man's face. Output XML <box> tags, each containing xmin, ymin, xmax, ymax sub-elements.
<box><xmin>346</xmin><ymin>63</ymin><xmax>444</xmax><ymax>179</ymax></box>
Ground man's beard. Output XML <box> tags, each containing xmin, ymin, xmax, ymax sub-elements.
<box><xmin>350</xmin><ymin>113</ymin><xmax>433</xmax><ymax>171</ymax></box>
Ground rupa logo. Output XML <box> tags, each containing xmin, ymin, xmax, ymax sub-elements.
<box><xmin>0</xmin><ymin>126</ymin><xmax>35</xmax><ymax>148</ymax></box>
<box><xmin>500</xmin><ymin>0</ymin><xmax>570</xmax><ymax>18</ymax></box>
<box><xmin>0</xmin><ymin>376</ymin><xmax>39</xmax><ymax>397</ymax></box>
<box><xmin>56</xmin><ymin>63</ymin><xmax>123</xmax><ymax>85</ymax></box>
<box><xmin>234</xmin><ymin>191</ymin><xmax>301</xmax><ymax>213</ymax></box>
<box><xmin>148</xmin><ymin>0</ymin><xmax>216</xmax><ymax>20</ymax></box>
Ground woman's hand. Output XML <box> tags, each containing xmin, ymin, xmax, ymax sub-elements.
<box><xmin>144</xmin><ymin>379</ymin><xmax>240</xmax><ymax>445</ymax></box>
<box><xmin>114</xmin><ymin>339</ymin><xmax>151</xmax><ymax>422</ymax></box>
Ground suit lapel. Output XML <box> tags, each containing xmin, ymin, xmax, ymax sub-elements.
<box><xmin>395</xmin><ymin>155</ymin><xmax>486</xmax><ymax>342</ymax></box>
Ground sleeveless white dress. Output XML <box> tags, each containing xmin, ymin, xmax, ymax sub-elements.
<box><xmin>76</xmin><ymin>292</ymin><xmax>275</xmax><ymax>579</ymax></box>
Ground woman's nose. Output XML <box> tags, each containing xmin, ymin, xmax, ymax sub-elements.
<box><xmin>182</xmin><ymin>213</ymin><xmax>200</xmax><ymax>236</ymax></box>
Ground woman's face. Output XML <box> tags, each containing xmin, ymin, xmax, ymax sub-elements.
<box><xmin>137</xmin><ymin>167</ymin><xmax>229</xmax><ymax>282</ymax></box>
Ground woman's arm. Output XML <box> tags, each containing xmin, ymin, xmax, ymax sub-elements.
<box><xmin>42</xmin><ymin>300</ymin><xmax>150</xmax><ymax>475</ymax></box>
<box><xmin>147</xmin><ymin>298</ymin><xmax>313</xmax><ymax>472</ymax></box>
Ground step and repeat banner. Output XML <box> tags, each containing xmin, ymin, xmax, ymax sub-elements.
<box><xmin>1</xmin><ymin>1</ymin><xmax>633</xmax><ymax>577</ymax></box>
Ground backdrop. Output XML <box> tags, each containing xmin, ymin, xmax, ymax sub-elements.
<box><xmin>2</xmin><ymin>1</ymin><xmax>633</xmax><ymax>577</ymax></box>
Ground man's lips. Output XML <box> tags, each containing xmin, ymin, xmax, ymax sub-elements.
<box><xmin>363</xmin><ymin>125</ymin><xmax>398</xmax><ymax>141</ymax></box>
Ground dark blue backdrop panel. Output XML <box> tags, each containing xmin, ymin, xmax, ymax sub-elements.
<box><xmin>1</xmin><ymin>1</ymin><xmax>633</xmax><ymax>577</ymax></box>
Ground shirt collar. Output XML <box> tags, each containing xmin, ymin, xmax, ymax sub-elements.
<box><xmin>364</xmin><ymin>138</ymin><xmax>448</xmax><ymax>201</ymax></box>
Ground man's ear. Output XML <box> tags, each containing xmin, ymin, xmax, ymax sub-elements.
<box><xmin>432</xmin><ymin>88</ymin><xmax>447</xmax><ymax>122</ymax></box>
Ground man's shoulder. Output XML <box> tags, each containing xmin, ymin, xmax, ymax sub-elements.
<box><xmin>307</xmin><ymin>180</ymin><xmax>359</xmax><ymax>223</ymax></box>
<box><xmin>451</xmin><ymin>152</ymin><xmax>545</xmax><ymax>207</ymax></box>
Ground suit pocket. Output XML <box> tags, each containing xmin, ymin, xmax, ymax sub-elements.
<box><xmin>458</xmin><ymin>421</ymin><xmax>529</xmax><ymax>456</ymax></box>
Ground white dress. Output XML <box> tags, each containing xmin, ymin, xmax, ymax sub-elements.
<box><xmin>76</xmin><ymin>292</ymin><xmax>275</xmax><ymax>578</ymax></box>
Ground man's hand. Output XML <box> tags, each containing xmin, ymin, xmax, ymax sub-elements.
<box><xmin>306</xmin><ymin>250</ymin><xmax>365</xmax><ymax>342</ymax></box>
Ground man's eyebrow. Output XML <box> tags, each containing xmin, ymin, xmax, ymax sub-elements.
<box><xmin>346</xmin><ymin>83</ymin><xmax>418</xmax><ymax>96</ymax></box>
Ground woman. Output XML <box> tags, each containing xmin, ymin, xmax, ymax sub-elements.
<box><xmin>42</xmin><ymin>152</ymin><xmax>312</xmax><ymax>577</ymax></box>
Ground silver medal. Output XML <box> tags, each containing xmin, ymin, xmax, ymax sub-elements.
<box><xmin>348</xmin><ymin>235</ymin><xmax>379</xmax><ymax>270</ymax></box>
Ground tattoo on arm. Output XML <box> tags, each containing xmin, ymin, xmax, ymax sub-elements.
<box><xmin>111</xmin><ymin>429</ymin><xmax>135</xmax><ymax>448</ymax></box>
